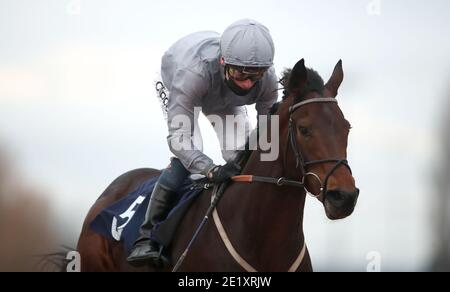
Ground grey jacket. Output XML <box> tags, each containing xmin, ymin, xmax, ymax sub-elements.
<box><xmin>161</xmin><ymin>31</ymin><xmax>278</xmax><ymax>175</ymax></box>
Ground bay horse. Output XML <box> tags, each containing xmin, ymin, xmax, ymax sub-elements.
<box><xmin>76</xmin><ymin>59</ymin><xmax>359</xmax><ymax>272</ymax></box>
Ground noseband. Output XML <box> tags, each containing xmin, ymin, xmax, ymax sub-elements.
<box><xmin>287</xmin><ymin>98</ymin><xmax>352</xmax><ymax>198</ymax></box>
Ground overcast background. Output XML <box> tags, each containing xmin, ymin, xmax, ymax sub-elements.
<box><xmin>0</xmin><ymin>0</ymin><xmax>449</xmax><ymax>271</ymax></box>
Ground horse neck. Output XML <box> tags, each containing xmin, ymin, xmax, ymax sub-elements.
<box><xmin>237</xmin><ymin>138</ymin><xmax>307</xmax><ymax>235</ymax></box>
<box><xmin>218</xmin><ymin>101</ymin><xmax>306</xmax><ymax>269</ymax></box>
<box><xmin>238</xmin><ymin>148</ymin><xmax>307</xmax><ymax>226</ymax></box>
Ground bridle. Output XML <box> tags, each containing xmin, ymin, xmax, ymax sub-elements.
<box><xmin>233</xmin><ymin>97</ymin><xmax>352</xmax><ymax>199</ymax></box>
<box><xmin>287</xmin><ymin>97</ymin><xmax>352</xmax><ymax>198</ymax></box>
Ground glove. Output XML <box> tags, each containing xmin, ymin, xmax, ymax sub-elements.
<box><xmin>207</xmin><ymin>162</ymin><xmax>242</xmax><ymax>183</ymax></box>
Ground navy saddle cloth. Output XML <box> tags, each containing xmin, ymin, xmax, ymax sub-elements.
<box><xmin>90</xmin><ymin>176</ymin><xmax>204</xmax><ymax>256</ymax></box>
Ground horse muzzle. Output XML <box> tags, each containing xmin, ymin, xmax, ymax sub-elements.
<box><xmin>324</xmin><ymin>188</ymin><xmax>360</xmax><ymax>220</ymax></box>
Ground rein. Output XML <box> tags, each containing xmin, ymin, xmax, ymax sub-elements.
<box><xmin>232</xmin><ymin>175</ymin><xmax>305</xmax><ymax>188</ymax></box>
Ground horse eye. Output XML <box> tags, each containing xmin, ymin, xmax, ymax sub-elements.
<box><xmin>299</xmin><ymin>126</ymin><xmax>311</xmax><ymax>136</ymax></box>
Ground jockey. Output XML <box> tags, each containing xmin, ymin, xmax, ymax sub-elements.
<box><xmin>127</xmin><ymin>19</ymin><xmax>278</xmax><ymax>266</ymax></box>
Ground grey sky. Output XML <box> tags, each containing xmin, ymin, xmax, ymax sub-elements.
<box><xmin>0</xmin><ymin>0</ymin><xmax>449</xmax><ymax>271</ymax></box>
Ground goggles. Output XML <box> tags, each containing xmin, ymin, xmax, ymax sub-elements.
<box><xmin>226</xmin><ymin>65</ymin><xmax>269</xmax><ymax>82</ymax></box>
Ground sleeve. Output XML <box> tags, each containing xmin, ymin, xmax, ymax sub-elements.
<box><xmin>205</xmin><ymin>106</ymin><xmax>250</xmax><ymax>164</ymax></box>
<box><xmin>255</xmin><ymin>67</ymin><xmax>279</xmax><ymax>116</ymax></box>
<box><xmin>166</xmin><ymin>69</ymin><xmax>216</xmax><ymax>175</ymax></box>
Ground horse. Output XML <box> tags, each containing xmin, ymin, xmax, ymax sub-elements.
<box><xmin>76</xmin><ymin>59</ymin><xmax>359</xmax><ymax>272</ymax></box>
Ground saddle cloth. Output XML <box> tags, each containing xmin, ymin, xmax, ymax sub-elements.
<box><xmin>90</xmin><ymin>176</ymin><xmax>203</xmax><ymax>256</ymax></box>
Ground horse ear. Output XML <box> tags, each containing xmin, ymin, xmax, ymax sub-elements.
<box><xmin>288</xmin><ymin>59</ymin><xmax>308</xmax><ymax>97</ymax></box>
<box><xmin>324</xmin><ymin>60</ymin><xmax>344</xmax><ymax>98</ymax></box>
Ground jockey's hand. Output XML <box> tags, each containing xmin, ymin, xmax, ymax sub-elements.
<box><xmin>207</xmin><ymin>162</ymin><xmax>241</xmax><ymax>183</ymax></box>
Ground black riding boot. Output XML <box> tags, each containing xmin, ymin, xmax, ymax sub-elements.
<box><xmin>127</xmin><ymin>182</ymin><xmax>178</xmax><ymax>267</ymax></box>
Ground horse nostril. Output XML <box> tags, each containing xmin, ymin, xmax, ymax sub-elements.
<box><xmin>325</xmin><ymin>190</ymin><xmax>347</xmax><ymax>208</ymax></box>
<box><xmin>326</xmin><ymin>189</ymin><xmax>359</xmax><ymax>208</ymax></box>
<box><xmin>326</xmin><ymin>190</ymin><xmax>343</xmax><ymax>202</ymax></box>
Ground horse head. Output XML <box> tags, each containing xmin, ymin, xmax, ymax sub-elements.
<box><xmin>280</xmin><ymin>59</ymin><xmax>359</xmax><ymax>220</ymax></box>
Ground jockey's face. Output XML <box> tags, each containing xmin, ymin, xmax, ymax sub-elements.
<box><xmin>220</xmin><ymin>57</ymin><xmax>268</xmax><ymax>95</ymax></box>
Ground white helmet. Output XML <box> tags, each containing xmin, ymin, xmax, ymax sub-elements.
<box><xmin>220</xmin><ymin>19</ymin><xmax>275</xmax><ymax>68</ymax></box>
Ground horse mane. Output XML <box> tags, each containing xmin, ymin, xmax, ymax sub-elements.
<box><xmin>274</xmin><ymin>67</ymin><xmax>325</xmax><ymax>108</ymax></box>
<box><xmin>237</xmin><ymin>67</ymin><xmax>325</xmax><ymax>166</ymax></box>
